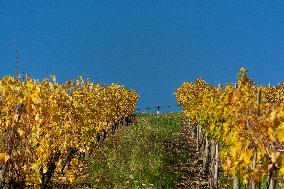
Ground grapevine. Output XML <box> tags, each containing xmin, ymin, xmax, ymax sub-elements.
<box><xmin>0</xmin><ymin>76</ymin><xmax>138</xmax><ymax>188</ymax></box>
<box><xmin>176</xmin><ymin>68</ymin><xmax>284</xmax><ymax>187</ymax></box>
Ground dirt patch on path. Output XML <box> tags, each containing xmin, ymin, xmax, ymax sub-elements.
<box><xmin>164</xmin><ymin>124</ymin><xmax>210</xmax><ymax>189</ymax></box>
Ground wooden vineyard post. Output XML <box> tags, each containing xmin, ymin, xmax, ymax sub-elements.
<box><xmin>251</xmin><ymin>151</ymin><xmax>257</xmax><ymax>189</ymax></box>
<box><xmin>198</xmin><ymin>125</ymin><xmax>202</xmax><ymax>151</ymax></box>
<box><xmin>267</xmin><ymin>163</ymin><xmax>276</xmax><ymax>189</ymax></box>
<box><xmin>252</xmin><ymin>89</ymin><xmax>261</xmax><ymax>189</ymax></box>
<box><xmin>269</xmin><ymin>171</ymin><xmax>277</xmax><ymax>189</ymax></box>
<box><xmin>233</xmin><ymin>176</ymin><xmax>240</xmax><ymax>189</ymax></box>
<box><xmin>213</xmin><ymin>142</ymin><xmax>219</xmax><ymax>189</ymax></box>
<box><xmin>196</xmin><ymin>124</ymin><xmax>199</xmax><ymax>151</ymax></box>
<box><xmin>189</xmin><ymin>120</ymin><xmax>195</xmax><ymax>138</ymax></box>
<box><xmin>210</xmin><ymin>139</ymin><xmax>216</xmax><ymax>188</ymax></box>
<box><xmin>203</xmin><ymin>137</ymin><xmax>210</xmax><ymax>175</ymax></box>
<box><xmin>270</xmin><ymin>169</ymin><xmax>277</xmax><ymax>189</ymax></box>
<box><xmin>190</xmin><ymin>121</ymin><xmax>195</xmax><ymax>138</ymax></box>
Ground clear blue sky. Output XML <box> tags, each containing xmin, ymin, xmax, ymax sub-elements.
<box><xmin>0</xmin><ymin>1</ymin><xmax>284</xmax><ymax>112</ymax></box>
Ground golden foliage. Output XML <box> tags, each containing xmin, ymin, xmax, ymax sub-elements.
<box><xmin>176</xmin><ymin>68</ymin><xmax>284</xmax><ymax>182</ymax></box>
<box><xmin>0</xmin><ymin>76</ymin><xmax>138</xmax><ymax>185</ymax></box>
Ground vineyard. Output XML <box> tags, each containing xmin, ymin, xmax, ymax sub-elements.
<box><xmin>176</xmin><ymin>68</ymin><xmax>284</xmax><ymax>188</ymax></box>
<box><xmin>2</xmin><ymin>68</ymin><xmax>284</xmax><ymax>189</ymax></box>
<box><xmin>0</xmin><ymin>76</ymin><xmax>138</xmax><ymax>188</ymax></box>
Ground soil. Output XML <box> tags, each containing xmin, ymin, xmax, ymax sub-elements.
<box><xmin>164</xmin><ymin>124</ymin><xmax>210</xmax><ymax>189</ymax></box>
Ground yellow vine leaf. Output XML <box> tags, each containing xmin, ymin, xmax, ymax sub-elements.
<box><xmin>43</xmin><ymin>167</ymin><xmax>48</xmax><ymax>173</ymax></box>
<box><xmin>268</xmin><ymin>127</ymin><xmax>274</xmax><ymax>140</ymax></box>
<box><xmin>0</xmin><ymin>153</ymin><xmax>10</xmax><ymax>163</ymax></box>
<box><xmin>68</xmin><ymin>174</ymin><xmax>75</xmax><ymax>183</ymax></box>
<box><xmin>280</xmin><ymin>167</ymin><xmax>284</xmax><ymax>176</ymax></box>
<box><xmin>17</xmin><ymin>128</ymin><xmax>25</xmax><ymax>136</ymax></box>
<box><xmin>276</xmin><ymin>123</ymin><xmax>284</xmax><ymax>142</ymax></box>
<box><xmin>271</xmin><ymin>152</ymin><xmax>280</xmax><ymax>163</ymax></box>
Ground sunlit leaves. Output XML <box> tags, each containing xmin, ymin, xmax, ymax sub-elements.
<box><xmin>0</xmin><ymin>76</ymin><xmax>138</xmax><ymax>186</ymax></box>
<box><xmin>280</xmin><ymin>167</ymin><xmax>284</xmax><ymax>176</ymax></box>
<box><xmin>0</xmin><ymin>153</ymin><xmax>10</xmax><ymax>164</ymax></box>
<box><xmin>276</xmin><ymin>123</ymin><xmax>284</xmax><ymax>142</ymax></box>
<box><xmin>176</xmin><ymin>67</ymin><xmax>284</xmax><ymax>183</ymax></box>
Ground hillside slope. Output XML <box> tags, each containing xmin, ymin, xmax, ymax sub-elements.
<box><xmin>83</xmin><ymin>113</ymin><xmax>208</xmax><ymax>189</ymax></box>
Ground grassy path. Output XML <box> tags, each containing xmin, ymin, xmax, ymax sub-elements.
<box><xmin>82</xmin><ymin>113</ymin><xmax>208</xmax><ymax>188</ymax></box>
<box><xmin>164</xmin><ymin>123</ymin><xmax>209</xmax><ymax>189</ymax></box>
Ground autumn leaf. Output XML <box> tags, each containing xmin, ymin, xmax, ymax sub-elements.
<box><xmin>276</xmin><ymin>123</ymin><xmax>284</xmax><ymax>142</ymax></box>
<box><xmin>0</xmin><ymin>153</ymin><xmax>10</xmax><ymax>163</ymax></box>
